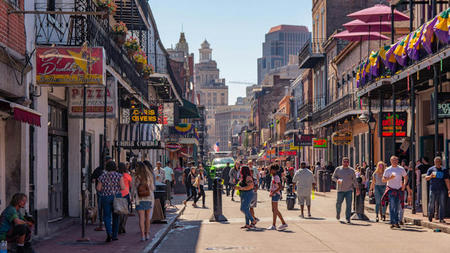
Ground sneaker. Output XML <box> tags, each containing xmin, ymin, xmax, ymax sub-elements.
<box><xmin>399</xmin><ymin>221</ymin><xmax>404</xmax><ymax>225</ymax></box>
<box><xmin>266</xmin><ymin>225</ymin><xmax>277</xmax><ymax>230</ymax></box>
<box><xmin>346</xmin><ymin>219</ymin><xmax>351</xmax><ymax>224</ymax></box>
<box><xmin>277</xmin><ymin>224</ymin><xmax>288</xmax><ymax>230</ymax></box>
<box><xmin>395</xmin><ymin>224</ymin><xmax>400</xmax><ymax>228</ymax></box>
<box><xmin>308</xmin><ymin>214</ymin><xmax>312</xmax><ymax>218</ymax></box>
<box><xmin>390</xmin><ymin>224</ymin><xmax>395</xmax><ymax>229</ymax></box>
<box><xmin>428</xmin><ymin>216</ymin><xmax>433</xmax><ymax>222</ymax></box>
<box><xmin>336</xmin><ymin>213</ymin><xmax>340</xmax><ymax>220</ymax></box>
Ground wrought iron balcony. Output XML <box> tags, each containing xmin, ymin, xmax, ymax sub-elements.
<box><xmin>311</xmin><ymin>94</ymin><xmax>356</xmax><ymax>125</ymax></box>
<box><xmin>298</xmin><ymin>38</ymin><xmax>325</xmax><ymax>69</ymax></box>
<box><xmin>35</xmin><ymin>1</ymin><xmax>149</xmax><ymax>97</ymax></box>
<box><xmin>297</xmin><ymin>102</ymin><xmax>313</xmax><ymax>122</ymax></box>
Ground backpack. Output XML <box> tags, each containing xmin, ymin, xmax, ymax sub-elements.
<box><xmin>137</xmin><ymin>178</ymin><xmax>150</xmax><ymax>197</ymax></box>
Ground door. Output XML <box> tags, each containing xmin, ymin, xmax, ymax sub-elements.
<box><xmin>48</xmin><ymin>135</ymin><xmax>66</xmax><ymax>220</ymax></box>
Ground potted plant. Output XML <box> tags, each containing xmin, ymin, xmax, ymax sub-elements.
<box><xmin>142</xmin><ymin>64</ymin><xmax>154</xmax><ymax>79</ymax></box>
<box><xmin>112</xmin><ymin>21</ymin><xmax>128</xmax><ymax>46</ymax></box>
<box><xmin>95</xmin><ymin>0</ymin><xmax>117</xmax><ymax>19</ymax></box>
<box><xmin>132</xmin><ymin>49</ymin><xmax>147</xmax><ymax>72</ymax></box>
<box><xmin>124</xmin><ymin>36</ymin><xmax>139</xmax><ymax>57</ymax></box>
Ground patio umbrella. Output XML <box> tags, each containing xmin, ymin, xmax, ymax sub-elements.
<box><xmin>347</xmin><ymin>4</ymin><xmax>410</xmax><ymax>23</ymax></box>
<box><xmin>343</xmin><ymin>19</ymin><xmax>392</xmax><ymax>48</ymax></box>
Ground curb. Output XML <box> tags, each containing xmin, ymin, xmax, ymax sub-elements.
<box><xmin>141</xmin><ymin>204</ymin><xmax>186</xmax><ymax>253</ymax></box>
<box><xmin>364</xmin><ymin>204</ymin><xmax>450</xmax><ymax>234</ymax></box>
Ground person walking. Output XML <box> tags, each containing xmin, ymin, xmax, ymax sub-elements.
<box><xmin>235</xmin><ymin>165</ymin><xmax>256</xmax><ymax>229</ymax></box>
<box><xmin>292</xmin><ymin>162</ymin><xmax>315</xmax><ymax>218</ymax></box>
<box><xmin>163</xmin><ymin>161</ymin><xmax>175</xmax><ymax>205</ymax></box>
<box><xmin>194</xmin><ymin>167</ymin><xmax>207</xmax><ymax>208</ymax></box>
<box><xmin>154</xmin><ymin>161</ymin><xmax>166</xmax><ymax>184</ymax></box>
<box><xmin>369</xmin><ymin>161</ymin><xmax>387</xmax><ymax>222</ymax></box>
<box><xmin>382</xmin><ymin>156</ymin><xmax>408</xmax><ymax>229</ymax></box>
<box><xmin>332</xmin><ymin>157</ymin><xmax>360</xmax><ymax>224</ymax></box>
<box><xmin>118</xmin><ymin>162</ymin><xmax>132</xmax><ymax>234</ymax></box>
<box><xmin>425</xmin><ymin>156</ymin><xmax>450</xmax><ymax>223</ymax></box>
<box><xmin>182</xmin><ymin>163</ymin><xmax>192</xmax><ymax>198</ymax></box>
<box><xmin>96</xmin><ymin>161</ymin><xmax>126</xmax><ymax>242</ymax></box>
<box><xmin>134</xmin><ymin>162</ymin><xmax>155</xmax><ymax>241</ymax></box>
<box><xmin>265</xmin><ymin>168</ymin><xmax>271</xmax><ymax>191</ymax></box>
<box><xmin>183</xmin><ymin>167</ymin><xmax>198</xmax><ymax>206</ymax></box>
<box><xmin>222</xmin><ymin>162</ymin><xmax>232</xmax><ymax>196</ymax></box>
<box><xmin>249</xmin><ymin>165</ymin><xmax>259</xmax><ymax>222</ymax></box>
<box><xmin>267</xmin><ymin>164</ymin><xmax>288</xmax><ymax>230</ymax></box>
<box><xmin>229</xmin><ymin>165</ymin><xmax>239</xmax><ymax>201</ymax></box>
<box><xmin>91</xmin><ymin>156</ymin><xmax>112</xmax><ymax>231</ymax></box>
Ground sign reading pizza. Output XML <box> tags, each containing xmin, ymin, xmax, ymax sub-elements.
<box><xmin>36</xmin><ymin>46</ymin><xmax>105</xmax><ymax>86</ymax></box>
<box><xmin>313</xmin><ymin>138</ymin><xmax>327</xmax><ymax>148</ymax></box>
<box><xmin>380</xmin><ymin>112</ymin><xmax>407</xmax><ymax>137</ymax></box>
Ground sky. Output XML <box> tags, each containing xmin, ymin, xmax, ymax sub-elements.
<box><xmin>149</xmin><ymin>0</ymin><xmax>312</xmax><ymax>105</ymax></box>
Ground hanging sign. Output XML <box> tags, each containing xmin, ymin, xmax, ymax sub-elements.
<box><xmin>163</xmin><ymin>102</ymin><xmax>175</xmax><ymax>126</ymax></box>
<box><xmin>36</xmin><ymin>46</ymin><xmax>105</xmax><ymax>86</ymax></box>
<box><xmin>295</xmin><ymin>134</ymin><xmax>314</xmax><ymax>146</ymax></box>
<box><xmin>279</xmin><ymin>151</ymin><xmax>297</xmax><ymax>156</ymax></box>
<box><xmin>68</xmin><ymin>79</ymin><xmax>116</xmax><ymax>118</ymax></box>
<box><xmin>331</xmin><ymin>131</ymin><xmax>352</xmax><ymax>145</ymax></box>
<box><xmin>380</xmin><ymin>112</ymin><xmax>407</xmax><ymax>137</ymax></box>
<box><xmin>166</xmin><ymin>142</ymin><xmax>182</xmax><ymax>152</ymax></box>
<box><xmin>115</xmin><ymin>140</ymin><xmax>161</xmax><ymax>149</ymax></box>
<box><xmin>130</xmin><ymin>104</ymin><xmax>163</xmax><ymax>124</ymax></box>
<box><xmin>431</xmin><ymin>92</ymin><xmax>450</xmax><ymax>119</ymax></box>
<box><xmin>313</xmin><ymin>138</ymin><xmax>328</xmax><ymax>148</ymax></box>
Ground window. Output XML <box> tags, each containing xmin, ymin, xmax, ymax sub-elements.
<box><xmin>6</xmin><ymin>0</ymin><xmax>19</xmax><ymax>8</ymax></box>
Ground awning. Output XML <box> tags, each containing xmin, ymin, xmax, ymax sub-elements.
<box><xmin>299</xmin><ymin>54</ymin><xmax>325</xmax><ymax>69</ymax></box>
<box><xmin>0</xmin><ymin>98</ymin><xmax>41</xmax><ymax>127</ymax></box>
<box><xmin>179</xmin><ymin>98</ymin><xmax>200</xmax><ymax>119</ymax></box>
<box><xmin>116</xmin><ymin>123</ymin><xmax>162</xmax><ymax>149</ymax></box>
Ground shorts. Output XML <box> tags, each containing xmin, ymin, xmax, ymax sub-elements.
<box><xmin>136</xmin><ymin>201</ymin><xmax>152</xmax><ymax>211</ymax></box>
<box><xmin>250</xmin><ymin>192</ymin><xmax>258</xmax><ymax>208</ymax></box>
<box><xmin>271</xmin><ymin>194</ymin><xmax>281</xmax><ymax>202</ymax></box>
<box><xmin>298</xmin><ymin>195</ymin><xmax>311</xmax><ymax>206</ymax></box>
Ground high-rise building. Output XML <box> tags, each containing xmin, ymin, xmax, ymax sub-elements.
<box><xmin>257</xmin><ymin>25</ymin><xmax>311</xmax><ymax>84</ymax></box>
<box><xmin>194</xmin><ymin>40</ymin><xmax>228</xmax><ymax>151</ymax></box>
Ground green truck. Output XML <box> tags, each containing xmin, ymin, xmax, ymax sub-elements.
<box><xmin>209</xmin><ymin>157</ymin><xmax>235</xmax><ymax>178</ymax></box>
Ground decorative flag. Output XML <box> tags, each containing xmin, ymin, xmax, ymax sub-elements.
<box><xmin>385</xmin><ymin>43</ymin><xmax>398</xmax><ymax>72</ymax></box>
<box><xmin>394</xmin><ymin>34</ymin><xmax>410</xmax><ymax>66</ymax></box>
<box><xmin>422</xmin><ymin>17</ymin><xmax>438</xmax><ymax>54</ymax></box>
<box><xmin>369</xmin><ymin>50</ymin><xmax>380</xmax><ymax>77</ymax></box>
<box><xmin>407</xmin><ymin>24</ymin><xmax>425</xmax><ymax>60</ymax></box>
<box><xmin>174</xmin><ymin>123</ymin><xmax>193</xmax><ymax>134</ymax></box>
<box><xmin>214</xmin><ymin>142</ymin><xmax>220</xmax><ymax>152</ymax></box>
<box><xmin>433</xmin><ymin>8</ymin><xmax>449</xmax><ymax>44</ymax></box>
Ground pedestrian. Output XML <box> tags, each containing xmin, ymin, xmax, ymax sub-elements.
<box><xmin>222</xmin><ymin>162</ymin><xmax>232</xmax><ymax>196</ymax></box>
<box><xmin>183</xmin><ymin>167</ymin><xmax>198</xmax><ymax>206</ymax></box>
<box><xmin>154</xmin><ymin>161</ymin><xmax>165</xmax><ymax>184</ymax></box>
<box><xmin>235</xmin><ymin>165</ymin><xmax>256</xmax><ymax>229</ymax></box>
<box><xmin>0</xmin><ymin>193</ymin><xmax>33</xmax><ymax>253</ymax></box>
<box><xmin>194</xmin><ymin>167</ymin><xmax>207</xmax><ymax>208</ymax></box>
<box><xmin>425</xmin><ymin>156</ymin><xmax>450</xmax><ymax>223</ymax></box>
<box><xmin>369</xmin><ymin>161</ymin><xmax>387</xmax><ymax>222</ymax></box>
<box><xmin>248</xmin><ymin>160</ymin><xmax>260</xmax><ymax>185</ymax></box>
<box><xmin>418</xmin><ymin>157</ymin><xmax>430</xmax><ymax>175</ymax></box>
<box><xmin>118</xmin><ymin>162</ymin><xmax>132</xmax><ymax>234</ymax></box>
<box><xmin>182</xmin><ymin>163</ymin><xmax>192</xmax><ymax>198</ymax></box>
<box><xmin>292</xmin><ymin>162</ymin><xmax>315</xmax><ymax>218</ymax></box>
<box><xmin>134</xmin><ymin>161</ymin><xmax>155</xmax><ymax>241</ymax></box>
<box><xmin>354</xmin><ymin>164</ymin><xmax>367</xmax><ymax>219</ymax></box>
<box><xmin>259</xmin><ymin>167</ymin><xmax>264</xmax><ymax>187</ymax></box>
<box><xmin>163</xmin><ymin>161</ymin><xmax>175</xmax><ymax>205</ymax></box>
<box><xmin>249</xmin><ymin>165</ymin><xmax>259</xmax><ymax>222</ymax></box>
<box><xmin>265</xmin><ymin>168</ymin><xmax>271</xmax><ymax>191</ymax></box>
<box><xmin>326</xmin><ymin>161</ymin><xmax>335</xmax><ymax>174</ymax></box>
<box><xmin>229</xmin><ymin>164</ymin><xmax>239</xmax><ymax>201</ymax></box>
<box><xmin>91</xmin><ymin>156</ymin><xmax>112</xmax><ymax>231</ymax></box>
<box><xmin>267</xmin><ymin>164</ymin><xmax>288</xmax><ymax>230</ymax></box>
<box><xmin>332</xmin><ymin>157</ymin><xmax>360</xmax><ymax>224</ymax></box>
<box><xmin>382</xmin><ymin>155</ymin><xmax>408</xmax><ymax>229</ymax></box>
<box><xmin>96</xmin><ymin>161</ymin><xmax>126</xmax><ymax>242</ymax></box>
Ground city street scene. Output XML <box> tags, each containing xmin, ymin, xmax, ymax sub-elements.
<box><xmin>0</xmin><ymin>0</ymin><xmax>450</xmax><ymax>252</ymax></box>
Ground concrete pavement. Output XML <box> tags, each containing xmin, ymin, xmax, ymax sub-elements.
<box><xmin>155</xmin><ymin>189</ymin><xmax>450</xmax><ymax>253</ymax></box>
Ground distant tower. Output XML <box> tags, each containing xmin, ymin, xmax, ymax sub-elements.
<box><xmin>175</xmin><ymin>32</ymin><xmax>189</xmax><ymax>57</ymax></box>
<box><xmin>199</xmin><ymin>40</ymin><xmax>212</xmax><ymax>63</ymax></box>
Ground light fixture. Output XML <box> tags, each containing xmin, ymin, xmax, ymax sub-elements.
<box><xmin>368</xmin><ymin>114</ymin><xmax>377</xmax><ymax>131</ymax></box>
<box><xmin>358</xmin><ymin>113</ymin><xmax>368</xmax><ymax>123</ymax></box>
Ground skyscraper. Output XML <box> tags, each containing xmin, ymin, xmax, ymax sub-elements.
<box><xmin>257</xmin><ymin>25</ymin><xmax>311</xmax><ymax>84</ymax></box>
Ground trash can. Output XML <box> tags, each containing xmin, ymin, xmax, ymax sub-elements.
<box><xmin>154</xmin><ymin>182</ymin><xmax>167</xmax><ymax>218</ymax></box>
<box><xmin>173</xmin><ymin>169</ymin><xmax>185</xmax><ymax>194</ymax></box>
<box><xmin>317</xmin><ymin>170</ymin><xmax>325</xmax><ymax>192</ymax></box>
<box><xmin>324</xmin><ymin>172</ymin><xmax>331</xmax><ymax>192</ymax></box>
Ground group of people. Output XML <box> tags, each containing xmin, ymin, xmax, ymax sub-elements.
<box><xmin>182</xmin><ymin>163</ymin><xmax>207</xmax><ymax>208</ymax></box>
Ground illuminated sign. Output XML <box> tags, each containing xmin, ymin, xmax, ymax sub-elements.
<box><xmin>130</xmin><ymin>104</ymin><xmax>163</xmax><ymax>124</ymax></box>
<box><xmin>295</xmin><ymin>134</ymin><xmax>314</xmax><ymax>146</ymax></box>
<box><xmin>313</xmin><ymin>138</ymin><xmax>327</xmax><ymax>148</ymax></box>
<box><xmin>279</xmin><ymin>151</ymin><xmax>297</xmax><ymax>156</ymax></box>
<box><xmin>331</xmin><ymin>131</ymin><xmax>352</xmax><ymax>145</ymax></box>
<box><xmin>380</xmin><ymin>112</ymin><xmax>407</xmax><ymax>137</ymax></box>
<box><xmin>36</xmin><ymin>46</ymin><xmax>105</xmax><ymax>86</ymax></box>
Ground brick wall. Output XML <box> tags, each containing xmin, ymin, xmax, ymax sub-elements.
<box><xmin>0</xmin><ymin>0</ymin><xmax>26</xmax><ymax>55</ymax></box>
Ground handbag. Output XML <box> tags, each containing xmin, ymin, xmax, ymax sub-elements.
<box><xmin>113</xmin><ymin>195</ymin><xmax>129</xmax><ymax>215</ymax></box>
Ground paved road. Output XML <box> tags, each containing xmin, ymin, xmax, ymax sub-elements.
<box><xmin>155</xmin><ymin>190</ymin><xmax>450</xmax><ymax>253</ymax></box>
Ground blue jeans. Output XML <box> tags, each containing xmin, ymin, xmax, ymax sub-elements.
<box><xmin>429</xmin><ymin>190</ymin><xmax>447</xmax><ymax>220</ymax></box>
<box><xmin>388</xmin><ymin>191</ymin><xmax>401</xmax><ymax>225</ymax></box>
<box><xmin>374</xmin><ymin>185</ymin><xmax>386</xmax><ymax>216</ymax></box>
<box><xmin>336</xmin><ymin>190</ymin><xmax>353</xmax><ymax>220</ymax></box>
<box><xmin>101</xmin><ymin>194</ymin><xmax>121</xmax><ymax>238</ymax></box>
<box><xmin>240</xmin><ymin>190</ymin><xmax>254</xmax><ymax>225</ymax></box>
<box><xmin>97</xmin><ymin>192</ymin><xmax>103</xmax><ymax>224</ymax></box>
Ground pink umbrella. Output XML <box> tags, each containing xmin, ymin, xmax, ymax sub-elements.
<box><xmin>333</xmin><ymin>30</ymin><xmax>389</xmax><ymax>63</ymax></box>
<box><xmin>347</xmin><ymin>4</ymin><xmax>410</xmax><ymax>23</ymax></box>
<box><xmin>343</xmin><ymin>20</ymin><xmax>391</xmax><ymax>33</ymax></box>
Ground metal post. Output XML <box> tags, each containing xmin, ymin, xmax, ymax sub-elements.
<box><xmin>391</xmin><ymin>5</ymin><xmax>395</xmax><ymax>44</ymax></box>
<box><xmin>392</xmin><ymin>84</ymin><xmax>396</xmax><ymax>158</ymax></box>
<box><xmin>117</xmin><ymin>88</ymin><xmax>121</xmax><ymax>163</ymax></box>
<box><xmin>80</xmin><ymin>85</ymin><xmax>88</xmax><ymax>241</ymax></box>
<box><xmin>379</xmin><ymin>90</ymin><xmax>383</xmax><ymax>162</ymax></box>
<box><xmin>409</xmin><ymin>0</ymin><xmax>416</xmax><ymax>214</ymax></box>
<box><xmin>103</xmin><ymin>80</ymin><xmax>107</xmax><ymax>168</ymax></box>
<box><xmin>368</xmin><ymin>98</ymin><xmax>372</xmax><ymax>171</ymax></box>
<box><xmin>434</xmin><ymin>64</ymin><xmax>439</xmax><ymax>156</ymax></box>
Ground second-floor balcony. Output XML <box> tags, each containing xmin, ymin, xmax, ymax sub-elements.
<box><xmin>311</xmin><ymin>94</ymin><xmax>357</xmax><ymax>127</ymax></box>
<box><xmin>297</xmin><ymin>102</ymin><xmax>313</xmax><ymax>122</ymax></box>
<box><xmin>298</xmin><ymin>38</ymin><xmax>325</xmax><ymax>69</ymax></box>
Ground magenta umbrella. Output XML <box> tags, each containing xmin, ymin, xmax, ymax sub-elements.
<box><xmin>333</xmin><ymin>30</ymin><xmax>389</xmax><ymax>63</ymax></box>
<box><xmin>343</xmin><ymin>19</ymin><xmax>392</xmax><ymax>48</ymax></box>
<box><xmin>347</xmin><ymin>4</ymin><xmax>410</xmax><ymax>22</ymax></box>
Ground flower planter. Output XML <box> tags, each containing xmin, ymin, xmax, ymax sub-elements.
<box><xmin>114</xmin><ymin>33</ymin><xmax>126</xmax><ymax>46</ymax></box>
<box><xmin>97</xmin><ymin>6</ymin><xmax>110</xmax><ymax>19</ymax></box>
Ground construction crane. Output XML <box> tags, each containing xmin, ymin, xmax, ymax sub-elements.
<box><xmin>227</xmin><ymin>81</ymin><xmax>258</xmax><ymax>86</ymax></box>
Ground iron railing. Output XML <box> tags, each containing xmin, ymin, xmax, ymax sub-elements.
<box><xmin>311</xmin><ymin>94</ymin><xmax>355</xmax><ymax>124</ymax></box>
<box><xmin>297</xmin><ymin>102</ymin><xmax>313</xmax><ymax>120</ymax></box>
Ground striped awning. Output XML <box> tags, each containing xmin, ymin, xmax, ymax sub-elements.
<box><xmin>119</xmin><ymin>123</ymin><xmax>161</xmax><ymax>142</ymax></box>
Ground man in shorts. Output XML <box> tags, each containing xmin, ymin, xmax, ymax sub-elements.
<box><xmin>293</xmin><ymin>162</ymin><xmax>315</xmax><ymax>218</ymax></box>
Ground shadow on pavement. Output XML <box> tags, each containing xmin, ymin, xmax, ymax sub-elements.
<box><xmin>303</xmin><ymin>217</ymin><xmax>326</xmax><ymax>220</ymax></box>
<box><xmin>155</xmin><ymin>220</ymin><xmax>202</xmax><ymax>253</ymax></box>
<box><xmin>339</xmin><ymin>221</ymin><xmax>372</xmax><ymax>226</ymax></box>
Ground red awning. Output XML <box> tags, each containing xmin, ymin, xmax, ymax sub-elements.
<box><xmin>0</xmin><ymin>98</ymin><xmax>42</xmax><ymax>127</ymax></box>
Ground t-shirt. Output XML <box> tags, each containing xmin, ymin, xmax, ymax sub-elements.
<box><xmin>0</xmin><ymin>206</ymin><xmax>24</xmax><ymax>240</ymax></box>
<box><xmin>154</xmin><ymin>168</ymin><xmax>166</xmax><ymax>183</ymax></box>
<box><xmin>286</xmin><ymin>174</ymin><xmax>294</xmax><ymax>185</ymax></box>
<box><xmin>292</xmin><ymin>169</ymin><xmax>314</xmax><ymax>196</ymax></box>
<box><xmin>91</xmin><ymin>166</ymin><xmax>104</xmax><ymax>185</ymax></box>
<box><xmin>184</xmin><ymin>168</ymin><xmax>192</xmax><ymax>186</ymax></box>
<box><xmin>383</xmin><ymin>166</ymin><xmax>407</xmax><ymax>190</ymax></box>
<box><xmin>426</xmin><ymin>166</ymin><xmax>449</xmax><ymax>192</ymax></box>
<box><xmin>332</xmin><ymin>166</ymin><xmax>358</xmax><ymax>192</ymax></box>
<box><xmin>98</xmin><ymin>171</ymin><xmax>122</xmax><ymax>196</ymax></box>
<box><xmin>418</xmin><ymin>163</ymin><xmax>430</xmax><ymax>175</ymax></box>
<box><xmin>121</xmin><ymin>173</ymin><xmax>132</xmax><ymax>197</ymax></box>
<box><xmin>270</xmin><ymin>175</ymin><xmax>281</xmax><ymax>196</ymax></box>
<box><xmin>251</xmin><ymin>166</ymin><xmax>259</xmax><ymax>180</ymax></box>
<box><xmin>229</xmin><ymin>169</ymin><xmax>238</xmax><ymax>185</ymax></box>
<box><xmin>163</xmin><ymin>166</ymin><xmax>174</xmax><ymax>182</ymax></box>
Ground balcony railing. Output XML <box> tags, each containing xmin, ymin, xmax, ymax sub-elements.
<box><xmin>298</xmin><ymin>38</ymin><xmax>326</xmax><ymax>69</ymax></box>
<box><xmin>312</xmin><ymin>94</ymin><xmax>355</xmax><ymax>125</ymax></box>
<box><xmin>35</xmin><ymin>1</ymin><xmax>148</xmax><ymax>97</ymax></box>
<box><xmin>297</xmin><ymin>102</ymin><xmax>313</xmax><ymax>120</ymax></box>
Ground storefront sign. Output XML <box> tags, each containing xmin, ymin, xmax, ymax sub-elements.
<box><xmin>166</xmin><ymin>142</ymin><xmax>182</xmax><ymax>152</ymax></box>
<box><xmin>68</xmin><ymin>80</ymin><xmax>116</xmax><ymax>118</ymax></box>
<box><xmin>130</xmin><ymin>104</ymin><xmax>163</xmax><ymax>124</ymax></box>
<box><xmin>279</xmin><ymin>151</ymin><xmax>297</xmax><ymax>156</ymax></box>
<box><xmin>331</xmin><ymin>131</ymin><xmax>352</xmax><ymax>145</ymax></box>
<box><xmin>313</xmin><ymin>138</ymin><xmax>328</xmax><ymax>148</ymax></box>
<box><xmin>294</xmin><ymin>134</ymin><xmax>314</xmax><ymax>146</ymax></box>
<box><xmin>36</xmin><ymin>46</ymin><xmax>105</xmax><ymax>86</ymax></box>
<box><xmin>380</xmin><ymin>112</ymin><xmax>407</xmax><ymax>137</ymax></box>
<box><xmin>115</xmin><ymin>140</ymin><xmax>161</xmax><ymax>149</ymax></box>
<box><xmin>431</xmin><ymin>92</ymin><xmax>450</xmax><ymax>119</ymax></box>
<box><xmin>163</xmin><ymin>102</ymin><xmax>175</xmax><ymax>126</ymax></box>
<box><xmin>267</xmin><ymin>149</ymin><xmax>276</xmax><ymax>155</ymax></box>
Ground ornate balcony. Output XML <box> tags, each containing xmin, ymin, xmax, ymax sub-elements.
<box><xmin>297</xmin><ymin>102</ymin><xmax>313</xmax><ymax>122</ymax></box>
<box><xmin>298</xmin><ymin>38</ymin><xmax>325</xmax><ymax>69</ymax></box>
<box><xmin>311</xmin><ymin>94</ymin><xmax>356</xmax><ymax>126</ymax></box>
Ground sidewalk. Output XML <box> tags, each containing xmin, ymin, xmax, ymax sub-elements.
<box><xmin>315</xmin><ymin>190</ymin><xmax>450</xmax><ymax>233</ymax></box>
<box><xmin>33</xmin><ymin>194</ymin><xmax>186</xmax><ymax>253</ymax></box>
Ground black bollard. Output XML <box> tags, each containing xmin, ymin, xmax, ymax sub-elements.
<box><xmin>209</xmin><ymin>177</ymin><xmax>227</xmax><ymax>222</ymax></box>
